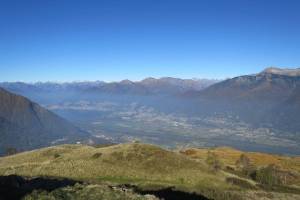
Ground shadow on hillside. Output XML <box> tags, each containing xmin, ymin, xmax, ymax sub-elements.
<box><xmin>0</xmin><ymin>175</ymin><xmax>80</xmax><ymax>200</ymax></box>
<box><xmin>0</xmin><ymin>175</ymin><xmax>211</xmax><ymax>200</ymax></box>
<box><xmin>121</xmin><ymin>185</ymin><xmax>211</xmax><ymax>200</ymax></box>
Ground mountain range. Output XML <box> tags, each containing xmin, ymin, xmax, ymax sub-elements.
<box><xmin>0</xmin><ymin>77</ymin><xmax>218</xmax><ymax>103</ymax></box>
<box><xmin>1</xmin><ymin>67</ymin><xmax>300</xmax><ymax>155</ymax></box>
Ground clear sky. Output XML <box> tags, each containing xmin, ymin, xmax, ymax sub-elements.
<box><xmin>0</xmin><ymin>0</ymin><xmax>300</xmax><ymax>82</ymax></box>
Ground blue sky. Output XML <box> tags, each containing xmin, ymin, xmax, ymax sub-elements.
<box><xmin>0</xmin><ymin>0</ymin><xmax>300</xmax><ymax>82</ymax></box>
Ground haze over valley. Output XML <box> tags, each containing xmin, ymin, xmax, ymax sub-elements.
<box><xmin>1</xmin><ymin>67</ymin><xmax>300</xmax><ymax>155</ymax></box>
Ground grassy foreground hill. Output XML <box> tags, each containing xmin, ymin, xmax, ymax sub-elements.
<box><xmin>1</xmin><ymin>143</ymin><xmax>300</xmax><ymax>200</ymax></box>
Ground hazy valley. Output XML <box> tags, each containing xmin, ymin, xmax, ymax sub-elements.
<box><xmin>2</xmin><ymin>68</ymin><xmax>300</xmax><ymax>155</ymax></box>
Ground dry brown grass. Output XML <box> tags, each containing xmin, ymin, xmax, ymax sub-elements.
<box><xmin>180</xmin><ymin>147</ymin><xmax>300</xmax><ymax>173</ymax></box>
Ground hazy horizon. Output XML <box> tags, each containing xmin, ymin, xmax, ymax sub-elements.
<box><xmin>1</xmin><ymin>66</ymin><xmax>300</xmax><ymax>83</ymax></box>
<box><xmin>0</xmin><ymin>76</ymin><xmax>221</xmax><ymax>84</ymax></box>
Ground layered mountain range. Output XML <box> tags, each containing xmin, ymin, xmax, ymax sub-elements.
<box><xmin>0</xmin><ymin>77</ymin><xmax>218</xmax><ymax>102</ymax></box>
<box><xmin>1</xmin><ymin>67</ymin><xmax>300</xmax><ymax>155</ymax></box>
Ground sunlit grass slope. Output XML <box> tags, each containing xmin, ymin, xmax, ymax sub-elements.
<box><xmin>2</xmin><ymin>143</ymin><xmax>300</xmax><ymax>200</ymax></box>
<box><xmin>0</xmin><ymin>143</ymin><xmax>231</xmax><ymax>191</ymax></box>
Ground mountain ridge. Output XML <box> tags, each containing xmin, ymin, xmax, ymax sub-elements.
<box><xmin>259</xmin><ymin>67</ymin><xmax>300</xmax><ymax>77</ymax></box>
<box><xmin>0</xmin><ymin>87</ymin><xmax>107</xmax><ymax>155</ymax></box>
<box><xmin>192</xmin><ymin>67</ymin><xmax>300</xmax><ymax>133</ymax></box>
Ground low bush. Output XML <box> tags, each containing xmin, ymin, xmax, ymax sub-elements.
<box><xmin>226</xmin><ymin>177</ymin><xmax>256</xmax><ymax>189</ymax></box>
<box><xmin>91</xmin><ymin>152</ymin><xmax>103</xmax><ymax>159</ymax></box>
<box><xmin>54</xmin><ymin>153</ymin><xmax>60</xmax><ymax>158</ymax></box>
<box><xmin>206</xmin><ymin>151</ymin><xmax>223</xmax><ymax>172</ymax></box>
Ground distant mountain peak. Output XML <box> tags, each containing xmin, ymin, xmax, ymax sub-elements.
<box><xmin>140</xmin><ymin>77</ymin><xmax>158</xmax><ymax>83</ymax></box>
<box><xmin>119</xmin><ymin>79</ymin><xmax>134</xmax><ymax>84</ymax></box>
<box><xmin>260</xmin><ymin>67</ymin><xmax>300</xmax><ymax>77</ymax></box>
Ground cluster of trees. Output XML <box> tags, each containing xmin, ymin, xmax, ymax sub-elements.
<box><xmin>255</xmin><ymin>164</ymin><xmax>282</xmax><ymax>186</ymax></box>
<box><xmin>205</xmin><ymin>152</ymin><xmax>297</xmax><ymax>187</ymax></box>
<box><xmin>234</xmin><ymin>154</ymin><xmax>296</xmax><ymax>187</ymax></box>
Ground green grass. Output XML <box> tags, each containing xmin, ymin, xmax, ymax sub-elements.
<box><xmin>0</xmin><ymin>143</ymin><xmax>225</xmax><ymax>188</ymax></box>
<box><xmin>1</xmin><ymin>143</ymin><xmax>300</xmax><ymax>200</ymax></box>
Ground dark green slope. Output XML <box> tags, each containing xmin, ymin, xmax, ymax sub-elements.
<box><xmin>0</xmin><ymin>88</ymin><xmax>91</xmax><ymax>155</ymax></box>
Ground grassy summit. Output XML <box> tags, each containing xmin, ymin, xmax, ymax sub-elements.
<box><xmin>1</xmin><ymin>143</ymin><xmax>300</xmax><ymax>200</ymax></box>
<box><xmin>0</xmin><ymin>143</ymin><xmax>225</xmax><ymax>187</ymax></box>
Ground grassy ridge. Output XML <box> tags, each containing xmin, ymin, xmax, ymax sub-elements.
<box><xmin>0</xmin><ymin>143</ymin><xmax>230</xmax><ymax>189</ymax></box>
<box><xmin>1</xmin><ymin>143</ymin><xmax>300</xmax><ymax>200</ymax></box>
